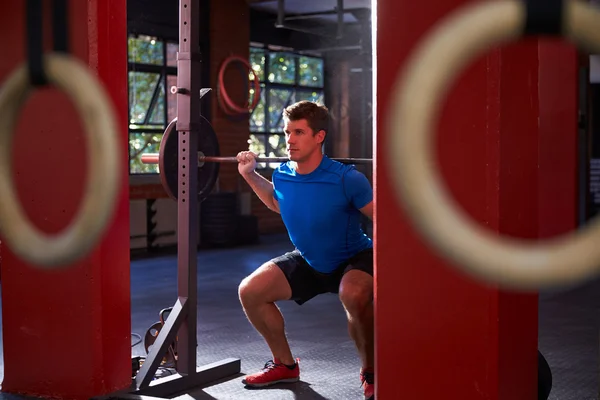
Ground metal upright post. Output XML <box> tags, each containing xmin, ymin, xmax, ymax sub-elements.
<box><xmin>99</xmin><ymin>2</ymin><xmax>241</xmax><ymax>398</ymax></box>
<box><xmin>176</xmin><ymin>0</ymin><xmax>200</xmax><ymax>376</ymax></box>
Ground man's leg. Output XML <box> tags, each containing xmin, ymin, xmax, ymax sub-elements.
<box><xmin>338</xmin><ymin>269</ymin><xmax>374</xmax><ymax>370</ymax></box>
<box><xmin>238</xmin><ymin>252</ymin><xmax>321</xmax><ymax>388</ymax></box>
<box><xmin>238</xmin><ymin>262</ymin><xmax>295</xmax><ymax>365</ymax></box>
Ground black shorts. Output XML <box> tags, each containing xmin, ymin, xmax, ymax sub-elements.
<box><xmin>271</xmin><ymin>247</ymin><xmax>373</xmax><ymax>305</ymax></box>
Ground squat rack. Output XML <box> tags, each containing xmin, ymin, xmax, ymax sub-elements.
<box><xmin>100</xmin><ymin>1</ymin><xmax>241</xmax><ymax>398</ymax></box>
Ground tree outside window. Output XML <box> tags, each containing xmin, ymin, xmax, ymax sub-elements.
<box><xmin>248</xmin><ymin>46</ymin><xmax>325</xmax><ymax>169</ymax></box>
<box><xmin>128</xmin><ymin>34</ymin><xmax>177</xmax><ymax>174</ymax></box>
<box><xmin>127</xmin><ymin>39</ymin><xmax>326</xmax><ymax>174</ymax></box>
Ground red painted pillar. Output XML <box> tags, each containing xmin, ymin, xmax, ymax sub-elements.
<box><xmin>376</xmin><ymin>1</ymin><xmax>577</xmax><ymax>399</ymax></box>
<box><xmin>0</xmin><ymin>1</ymin><xmax>130</xmax><ymax>398</ymax></box>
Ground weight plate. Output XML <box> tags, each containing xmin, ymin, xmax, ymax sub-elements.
<box><xmin>159</xmin><ymin>116</ymin><xmax>220</xmax><ymax>202</ymax></box>
<box><xmin>143</xmin><ymin>321</ymin><xmax>177</xmax><ymax>366</ymax></box>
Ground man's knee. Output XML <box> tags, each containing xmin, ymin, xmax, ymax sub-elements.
<box><xmin>339</xmin><ymin>271</ymin><xmax>373</xmax><ymax>316</ymax></box>
<box><xmin>238</xmin><ymin>262</ymin><xmax>290</xmax><ymax>306</ymax></box>
<box><xmin>238</xmin><ymin>273</ymin><xmax>262</xmax><ymax>306</ymax></box>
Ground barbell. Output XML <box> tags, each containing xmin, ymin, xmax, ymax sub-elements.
<box><xmin>141</xmin><ymin>154</ymin><xmax>373</xmax><ymax>166</ymax></box>
<box><xmin>142</xmin><ymin>117</ymin><xmax>372</xmax><ymax>202</ymax></box>
<box><xmin>387</xmin><ymin>0</ymin><xmax>600</xmax><ymax>290</ymax></box>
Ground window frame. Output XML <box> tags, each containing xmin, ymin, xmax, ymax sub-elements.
<box><xmin>249</xmin><ymin>44</ymin><xmax>326</xmax><ymax>170</ymax></box>
<box><xmin>127</xmin><ymin>34</ymin><xmax>178</xmax><ymax>176</ymax></box>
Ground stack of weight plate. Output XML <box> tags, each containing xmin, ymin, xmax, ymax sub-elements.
<box><xmin>200</xmin><ymin>192</ymin><xmax>239</xmax><ymax>247</ymax></box>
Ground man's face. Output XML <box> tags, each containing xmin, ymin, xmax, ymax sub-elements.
<box><xmin>284</xmin><ymin>118</ymin><xmax>325</xmax><ymax>162</ymax></box>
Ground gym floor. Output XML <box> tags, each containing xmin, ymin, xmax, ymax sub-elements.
<box><xmin>0</xmin><ymin>234</ymin><xmax>597</xmax><ymax>399</ymax></box>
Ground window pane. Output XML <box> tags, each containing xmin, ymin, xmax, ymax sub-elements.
<box><xmin>250</xmin><ymin>84</ymin><xmax>266</xmax><ymax>132</ymax></box>
<box><xmin>268</xmin><ymin>88</ymin><xmax>294</xmax><ymax>132</ymax></box>
<box><xmin>268</xmin><ymin>134</ymin><xmax>287</xmax><ymax>155</ymax></box>
<box><xmin>248</xmin><ymin>134</ymin><xmax>267</xmax><ymax>169</ymax></box>
<box><xmin>295</xmin><ymin>89</ymin><xmax>325</xmax><ymax>104</ymax></box>
<box><xmin>250</xmin><ymin>48</ymin><xmax>265</xmax><ymax>81</ymax></box>
<box><xmin>128</xmin><ymin>36</ymin><xmax>163</xmax><ymax>65</ymax></box>
<box><xmin>166</xmin><ymin>42</ymin><xmax>178</xmax><ymax>67</ymax></box>
<box><xmin>248</xmin><ymin>134</ymin><xmax>266</xmax><ymax>155</ymax></box>
<box><xmin>299</xmin><ymin>56</ymin><xmax>324</xmax><ymax>87</ymax></box>
<box><xmin>129</xmin><ymin>72</ymin><xmax>161</xmax><ymax>125</ymax></box>
<box><xmin>149</xmin><ymin>76</ymin><xmax>165</xmax><ymax>125</ymax></box>
<box><xmin>129</xmin><ymin>132</ymin><xmax>162</xmax><ymax>174</ymax></box>
<box><xmin>167</xmin><ymin>74</ymin><xmax>177</xmax><ymax>122</ymax></box>
<box><xmin>264</xmin><ymin>134</ymin><xmax>287</xmax><ymax>169</ymax></box>
<box><xmin>248</xmin><ymin>134</ymin><xmax>287</xmax><ymax>169</ymax></box>
<box><xmin>268</xmin><ymin>52</ymin><xmax>296</xmax><ymax>84</ymax></box>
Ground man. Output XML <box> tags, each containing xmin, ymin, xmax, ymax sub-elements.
<box><xmin>236</xmin><ymin>100</ymin><xmax>374</xmax><ymax>400</ymax></box>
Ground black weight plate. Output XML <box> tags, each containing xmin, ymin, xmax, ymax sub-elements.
<box><xmin>159</xmin><ymin>116</ymin><xmax>220</xmax><ymax>202</ymax></box>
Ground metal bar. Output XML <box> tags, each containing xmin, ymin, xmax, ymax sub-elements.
<box><xmin>578</xmin><ymin>65</ymin><xmax>589</xmax><ymax>226</ymax></box>
<box><xmin>97</xmin><ymin>395</ymin><xmax>166</xmax><ymax>400</ymax></box>
<box><xmin>140</xmin><ymin>153</ymin><xmax>373</xmax><ymax>164</ymax></box>
<box><xmin>129</xmin><ymin>231</ymin><xmax>175</xmax><ymax>240</ymax></box>
<box><xmin>274</xmin><ymin>0</ymin><xmax>339</xmax><ymax>39</ymax></box>
<box><xmin>135</xmin><ymin>358</ymin><xmax>242</xmax><ymax>398</ymax></box>
<box><xmin>135</xmin><ymin>298</ymin><xmax>188</xmax><ymax>389</ymax></box>
<box><xmin>276</xmin><ymin>0</ymin><xmax>284</xmax><ymax>27</ymax></box>
<box><xmin>336</xmin><ymin>0</ymin><xmax>344</xmax><ymax>39</ymax></box>
<box><xmin>128</xmin><ymin>62</ymin><xmax>177</xmax><ymax>75</ymax></box>
<box><xmin>283</xmin><ymin>7</ymin><xmax>364</xmax><ymax>21</ymax></box>
<box><xmin>142</xmin><ymin>73</ymin><xmax>163</xmax><ymax>125</ymax></box>
<box><xmin>204</xmin><ymin>156</ymin><xmax>373</xmax><ymax>164</ymax></box>
<box><xmin>297</xmin><ymin>45</ymin><xmax>362</xmax><ymax>53</ymax></box>
<box><xmin>175</xmin><ymin>0</ymin><xmax>200</xmax><ymax>376</ymax></box>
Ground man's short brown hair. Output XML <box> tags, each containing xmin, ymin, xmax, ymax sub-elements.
<box><xmin>283</xmin><ymin>101</ymin><xmax>329</xmax><ymax>137</ymax></box>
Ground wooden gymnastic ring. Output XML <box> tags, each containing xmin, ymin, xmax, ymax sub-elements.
<box><xmin>386</xmin><ymin>0</ymin><xmax>600</xmax><ymax>289</ymax></box>
<box><xmin>0</xmin><ymin>53</ymin><xmax>121</xmax><ymax>268</ymax></box>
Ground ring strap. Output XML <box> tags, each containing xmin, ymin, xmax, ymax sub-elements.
<box><xmin>524</xmin><ymin>0</ymin><xmax>563</xmax><ymax>35</ymax></box>
<box><xmin>26</xmin><ymin>0</ymin><xmax>70</xmax><ymax>87</ymax></box>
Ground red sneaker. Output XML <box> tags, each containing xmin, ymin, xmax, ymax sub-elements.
<box><xmin>242</xmin><ymin>358</ymin><xmax>300</xmax><ymax>387</ymax></box>
<box><xmin>361</xmin><ymin>368</ymin><xmax>375</xmax><ymax>400</ymax></box>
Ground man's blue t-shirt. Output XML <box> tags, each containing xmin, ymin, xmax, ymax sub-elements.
<box><xmin>272</xmin><ymin>155</ymin><xmax>373</xmax><ymax>273</ymax></box>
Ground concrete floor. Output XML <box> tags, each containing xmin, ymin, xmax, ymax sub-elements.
<box><xmin>0</xmin><ymin>233</ymin><xmax>597</xmax><ymax>399</ymax></box>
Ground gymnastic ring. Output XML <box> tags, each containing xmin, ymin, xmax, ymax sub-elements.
<box><xmin>0</xmin><ymin>53</ymin><xmax>121</xmax><ymax>269</ymax></box>
<box><xmin>386</xmin><ymin>0</ymin><xmax>600</xmax><ymax>290</ymax></box>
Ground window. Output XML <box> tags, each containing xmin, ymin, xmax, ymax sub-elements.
<box><xmin>128</xmin><ymin>34</ymin><xmax>178</xmax><ymax>174</ymax></box>
<box><xmin>248</xmin><ymin>46</ymin><xmax>325</xmax><ymax>169</ymax></box>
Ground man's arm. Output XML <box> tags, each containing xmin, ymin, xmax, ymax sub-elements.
<box><xmin>241</xmin><ymin>171</ymin><xmax>280</xmax><ymax>214</ymax></box>
<box><xmin>344</xmin><ymin>169</ymin><xmax>374</xmax><ymax>220</ymax></box>
<box><xmin>360</xmin><ymin>200</ymin><xmax>373</xmax><ymax>220</ymax></box>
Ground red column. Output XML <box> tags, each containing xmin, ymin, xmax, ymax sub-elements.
<box><xmin>0</xmin><ymin>1</ymin><xmax>130</xmax><ymax>398</ymax></box>
<box><xmin>376</xmin><ymin>2</ymin><xmax>577</xmax><ymax>399</ymax></box>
